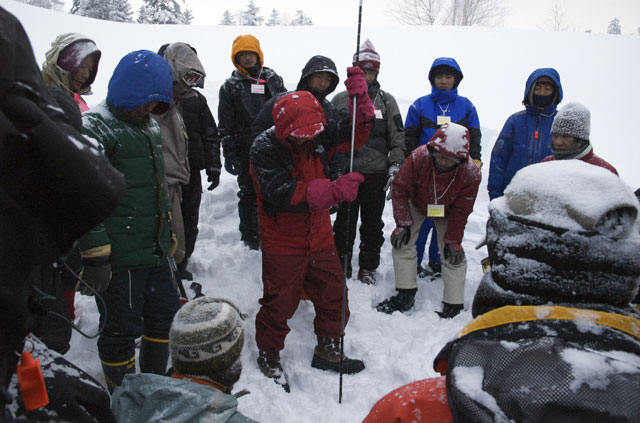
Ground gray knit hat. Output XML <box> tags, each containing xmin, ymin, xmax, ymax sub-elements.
<box><xmin>170</xmin><ymin>297</ymin><xmax>245</xmax><ymax>386</ymax></box>
<box><xmin>550</xmin><ymin>102</ymin><xmax>590</xmax><ymax>140</ymax></box>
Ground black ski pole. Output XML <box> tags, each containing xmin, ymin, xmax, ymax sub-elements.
<box><xmin>340</xmin><ymin>0</ymin><xmax>364</xmax><ymax>405</ymax></box>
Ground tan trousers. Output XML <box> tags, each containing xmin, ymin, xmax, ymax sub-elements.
<box><xmin>392</xmin><ymin>201</ymin><xmax>467</xmax><ymax>304</ymax></box>
<box><xmin>168</xmin><ymin>184</ymin><xmax>185</xmax><ymax>264</ymax></box>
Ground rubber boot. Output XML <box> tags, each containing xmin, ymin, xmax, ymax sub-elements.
<box><xmin>311</xmin><ymin>337</ymin><xmax>365</xmax><ymax>374</ymax></box>
<box><xmin>139</xmin><ymin>336</ymin><xmax>170</xmax><ymax>375</ymax></box>
<box><xmin>101</xmin><ymin>355</ymin><xmax>135</xmax><ymax>393</ymax></box>
<box><xmin>436</xmin><ymin>302</ymin><xmax>464</xmax><ymax>319</ymax></box>
<box><xmin>257</xmin><ymin>350</ymin><xmax>290</xmax><ymax>392</ymax></box>
<box><xmin>375</xmin><ymin>288</ymin><xmax>417</xmax><ymax>314</ymax></box>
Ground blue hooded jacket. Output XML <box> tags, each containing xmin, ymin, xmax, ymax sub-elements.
<box><xmin>404</xmin><ymin>57</ymin><xmax>481</xmax><ymax>160</ymax></box>
<box><xmin>487</xmin><ymin>68</ymin><xmax>563</xmax><ymax>200</ymax></box>
<box><xmin>107</xmin><ymin>50</ymin><xmax>173</xmax><ymax>112</ymax></box>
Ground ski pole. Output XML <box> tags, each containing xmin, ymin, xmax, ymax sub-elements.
<box><xmin>340</xmin><ymin>0</ymin><xmax>364</xmax><ymax>405</ymax></box>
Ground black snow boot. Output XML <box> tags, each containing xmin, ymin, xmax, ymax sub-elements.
<box><xmin>376</xmin><ymin>288</ymin><xmax>417</xmax><ymax>314</ymax></box>
<box><xmin>436</xmin><ymin>302</ymin><xmax>464</xmax><ymax>318</ymax></box>
<box><xmin>429</xmin><ymin>262</ymin><xmax>442</xmax><ymax>278</ymax></box>
<box><xmin>177</xmin><ymin>262</ymin><xmax>193</xmax><ymax>281</ymax></box>
<box><xmin>311</xmin><ymin>337</ymin><xmax>365</xmax><ymax>374</ymax></box>
<box><xmin>101</xmin><ymin>356</ymin><xmax>135</xmax><ymax>393</ymax></box>
<box><xmin>139</xmin><ymin>337</ymin><xmax>170</xmax><ymax>374</ymax></box>
<box><xmin>257</xmin><ymin>350</ymin><xmax>290</xmax><ymax>392</ymax></box>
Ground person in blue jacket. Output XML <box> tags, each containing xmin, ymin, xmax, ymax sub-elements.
<box><xmin>487</xmin><ymin>68</ymin><xmax>563</xmax><ymax>200</ymax></box>
<box><xmin>404</xmin><ymin>57</ymin><xmax>482</xmax><ymax>278</ymax></box>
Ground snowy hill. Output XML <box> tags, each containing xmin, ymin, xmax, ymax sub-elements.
<box><xmin>2</xmin><ymin>0</ymin><xmax>639</xmax><ymax>421</ymax></box>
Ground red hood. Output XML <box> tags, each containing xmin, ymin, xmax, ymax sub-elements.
<box><xmin>426</xmin><ymin>122</ymin><xmax>470</xmax><ymax>161</ymax></box>
<box><xmin>273</xmin><ymin>91</ymin><xmax>327</xmax><ymax>143</ymax></box>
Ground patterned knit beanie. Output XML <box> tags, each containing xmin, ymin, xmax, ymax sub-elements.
<box><xmin>551</xmin><ymin>102</ymin><xmax>591</xmax><ymax>140</ymax></box>
<box><xmin>170</xmin><ymin>297</ymin><xmax>245</xmax><ymax>386</ymax></box>
<box><xmin>353</xmin><ymin>39</ymin><xmax>380</xmax><ymax>71</ymax></box>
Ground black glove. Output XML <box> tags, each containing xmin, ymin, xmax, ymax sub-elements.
<box><xmin>221</xmin><ymin>135</ymin><xmax>241</xmax><ymax>176</ymax></box>
<box><xmin>444</xmin><ymin>243</ymin><xmax>465</xmax><ymax>265</ymax></box>
<box><xmin>76</xmin><ymin>256</ymin><xmax>111</xmax><ymax>295</ymax></box>
<box><xmin>206</xmin><ymin>167</ymin><xmax>220</xmax><ymax>190</ymax></box>
<box><xmin>390</xmin><ymin>226</ymin><xmax>411</xmax><ymax>249</ymax></box>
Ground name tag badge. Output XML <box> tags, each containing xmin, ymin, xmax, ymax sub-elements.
<box><xmin>251</xmin><ymin>84</ymin><xmax>265</xmax><ymax>95</ymax></box>
<box><xmin>437</xmin><ymin>115</ymin><xmax>451</xmax><ymax>125</ymax></box>
<box><xmin>427</xmin><ymin>204</ymin><xmax>445</xmax><ymax>217</ymax></box>
<box><xmin>374</xmin><ymin>109</ymin><xmax>383</xmax><ymax>119</ymax></box>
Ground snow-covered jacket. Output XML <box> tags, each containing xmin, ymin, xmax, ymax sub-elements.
<box><xmin>218</xmin><ymin>36</ymin><xmax>286</xmax><ymax>163</ymax></box>
<box><xmin>154</xmin><ymin>42</ymin><xmax>207</xmax><ymax>185</ymax></box>
<box><xmin>488</xmin><ymin>68</ymin><xmax>563</xmax><ymax>200</ymax></box>
<box><xmin>331</xmin><ymin>80</ymin><xmax>405</xmax><ymax>173</ymax></box>
<box><xmin>404</xmin><ymin>58</ymin><xmax>481</xmax><ymax>160</ymax></box>
<box><xmin>41</xmin><ymin>32</ymin><xmax>100</xmax><ymax>97</ymax></box>
<box><xmin>181</xmin><ymin>90</ymin><xmax>221</xmax><ymax>172</ymax></box>
<box><xmin>250</xmin><ymin>92</ymin><xmax>371</xmax><ymax>255</ymax></box>
<box><xmin>111</xmin><ymin>373</ymin><xmax>256</xmax><ymax>423</ymax></box>
<box><xmin>541</xmin><ymin>144</ymin><xmax>618</xmax><ymax>175</ymax></box>
<box><xmin>391</xmin><ymin>124</ymin><xmax>481</xmax><ymax>245</ymax></box>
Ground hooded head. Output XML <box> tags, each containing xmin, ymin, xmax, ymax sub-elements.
<box><xmin>231</xmin><ymin>34</ymin><xmax>264</xmax><ymax>78</ymax></box>
<box><xmin>524</xmin><ymin>68</ymin><xmax>563</xmax><ymax>109</ymax></box>
<box><xmin>296</xmin><ymin>55</ymin><xmax>340</xmax><ymax>100</ymax></box>
<box><xmin>170</xmin><ymin>297</ymin><xmax>245</xmax><ymax>390</ymax></box>
<box><xmin>42</xmin><ymin>33</ymin><xmax>101</xmax><ymax>95</ymax></box>
<box><xmin>160</xmin><ymin>42</ymin><xmax>206</xmax><ymax>97</ymax></box>
<box><xmin>473</xmin><ymin>160</ymin><xmax>640</xmax><ymax>316</ymax></box>
<box><xmin>353</xmin><ymin>38</ymin><xmax>380</xmax><ymax>72</ymax></box>
<box><xmin>273</xmin><ymin>91</ymin><xmax>327</xmax><ymax>144</ymax></box>
<box><xmin>107</xmin><ymin>50</ymin><xmax>173</xmax><ymax>116</ymax></box>
<box><xmin>428</xmin><ymin>57</ymin><xmax>463</xmax><ymax>90</ymax></box>
<box><xmin>550</xmin><ymin>102</ymin><xmax>591</xmax><ymax>160</ymax></box>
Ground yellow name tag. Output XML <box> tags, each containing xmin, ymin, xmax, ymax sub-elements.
<box><xmin>427</xmin><ymin>204</ymin><xmax>445</xmax><ymax>217</ymax></box>
<box><xmin>437</xmin><ymin>115</ymin><xmax>451</xmax><ymax>125</ymax></box>
<box><xmin>251</xmin><ymin>84</ymin><xmax>265</xmax><ymax>94</ymax></box>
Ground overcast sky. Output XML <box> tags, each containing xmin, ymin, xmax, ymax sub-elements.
<box><xmin>163</xmin><ymin>0</ymin><xmax>640</xmax><ymax>33</ymax></box>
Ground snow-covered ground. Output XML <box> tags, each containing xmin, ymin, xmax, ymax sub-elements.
<box><xmin>2</xmin><ymin>0</ymin><xmax>639</xmax><ymax>421</ymax></box>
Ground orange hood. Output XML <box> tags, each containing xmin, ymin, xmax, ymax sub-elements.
<box><xmin>231</xmin><ymin>34</ymin><xmax>264</xmax><ymax>77</ymax></box>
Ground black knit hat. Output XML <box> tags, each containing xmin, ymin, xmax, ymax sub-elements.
<box><xmin>169</xmin><ymin>297</ymin><xmax>245</xmax><ymax>386</ymax></box>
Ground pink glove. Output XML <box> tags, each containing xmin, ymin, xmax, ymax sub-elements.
<box><xmin>345</xmin><ymin>67</ymin><xmax>375</xmax><ymax>125</ymax></box>
<box><xmin>307</xmin><ymin>172</ymin><xmax>364</xmax><ymax>211</ymax></box>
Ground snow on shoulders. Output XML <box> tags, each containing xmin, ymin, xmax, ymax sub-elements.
<box><xmin>495</xmin><ymin>160</ymin><xmax>639</xmax><ymax>233</ymax></box>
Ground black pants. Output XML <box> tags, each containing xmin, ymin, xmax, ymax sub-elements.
<box><xmin>237</xmin><ymin>162</ymin><xmax>259</xmax><ymax>243</ymax></box>
<box><xmin>333</xmin><ymin>173</ymin><xmax>387</xmax><ymax>271</ymax></box>
<box><xmin>181</xmin><ymin>170</ymin><xmax>202</xmax><ymax>263</ymax></box>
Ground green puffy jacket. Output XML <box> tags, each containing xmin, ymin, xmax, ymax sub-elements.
<box><xmin>80</xmin><ymin>100</ymin><xmax>171</xmax><ymax>272</ymax></box>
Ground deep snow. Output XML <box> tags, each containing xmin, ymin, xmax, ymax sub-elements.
<box><xmin>2</xmin><ymin>0</ymin><xmax>640</xmax><ymax>421</ymax></box>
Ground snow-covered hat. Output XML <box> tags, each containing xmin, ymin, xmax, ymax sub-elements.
<box><xmin>169</xmin><ymin>297</ymin><xmax>245</xmax><ymax>387</ymax></box>
<box><xmin>551</xmin><ymin>102</ymin><xmax>591</xmax><ymax>140</ymax></box>
<box><xmin>426</xmin><ymin>122</ymin><xmax>470</xmax><ymax>161</ymax></box>
<box><xmin>353</xmin><ymin>39</ymin><xmax>380</xmax><ymax>71</ymax></box>
<box><xmin>274</xmin><ymin>91</ymin><xmax>327</xmax><ymax>142</ymax></box>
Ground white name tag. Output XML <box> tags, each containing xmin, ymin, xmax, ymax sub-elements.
<box><xmin>251</xmin><ymin>84</ymin><xmax>265</xmax><ymax>94</ymax></box>
<box><xmin>374</xmin><ymin>109</ymin><xmax>383</xmax><ymax>119</ymax></box>
<box><xmin>437</xmin><ymin>115</ymin><xmax>451</xmax><ymax>125</ymax></box>
<box><xmin>427</xmin><ymin>203</ymin><xmax>445</xmax><ymax>217</ymax></box>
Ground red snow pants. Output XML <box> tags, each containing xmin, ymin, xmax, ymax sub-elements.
<box><xmin>255</xmin><ymin>245</ymin><xmax>349</xmax><ymax>351</ymax></box>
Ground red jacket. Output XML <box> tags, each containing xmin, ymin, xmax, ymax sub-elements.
<box><xmin>250</xmin><ymin>91</ymin><xmax>371</xmax><ymax>255</ymax></box>
<box><xmin>542</xmin><ymin>147</ymin><xmax>618</xmax><ymax>175</ymax></box>
<box><xmin>391</xmin><ymin>124</ymin><xmax>481</xmax><ymax>245</ymax></box>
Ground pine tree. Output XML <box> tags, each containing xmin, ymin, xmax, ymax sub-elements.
<box><xmin>183</xmin><ymin>6</ymin><xmax>194</xmax><ymax>24</ymax></box>
<box><xmin>266</xmin><ymin>9</ymin><xmax>280</xmax><ymax>26</ymax></box>
<box><xmin>18</xmin><ymin>0</ymin><xmax>64</xmax><ymax>11</ymax></box>
<box><xmin>71</xmin><ymin>0</ymin><xmax>133</xmax><ymax>22</ymax></box>
<box><xmin>138</xmin><ymin>0</ymin><xmax>188</xmax><ymax>24</ymax></box>
<box><xmin>242</xmin><ymin>0</ymin><xmax>263</xmax><ymax>26</ymax></box>
<box><xmin>220</xmin><ymin>9</ymin><xmax>236</xmax><ymax>25</ymax></box>
<box><xmin>607</xmin><ymin>17</ymin><xmax>622</xmax><ymax>35</ymax></box>
<box><xmin>290</xmin><ymin>10</ymin><xmax>313</xmax><ymax>26</ymax></box>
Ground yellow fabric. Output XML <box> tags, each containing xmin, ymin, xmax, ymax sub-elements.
<box><xmin>81</xmin><ymin>244</ymin><xmax>111</xmax><ymax>259</ymax></box>
<box><xmin>473</xmin><ymin>159</ymin><xmax>483</xmax><ymax>169</ymax></box>
<box><xmin>141</xmin><ymin>335</ymin><xmax>169</xmax><ymax>344</ymax></box>
<box><xmin>460</xmin><ymin>305</ymin><xmax>640</xmax><ymax>340</ymax></box>
<box><xmin>101</xmin><ymin>356</ymin><xmax>136</xmax><ymax>368</ymax></box>
<box><xmin>231</xmin><ymin>34</ymin><xmax>264</xmax><ymax>76</ymax></box>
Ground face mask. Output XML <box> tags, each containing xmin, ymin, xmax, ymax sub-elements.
<box><xmin>532</xmin><ymin>93</ymin><xmax>554</xmax><ymax>107</ymax></box>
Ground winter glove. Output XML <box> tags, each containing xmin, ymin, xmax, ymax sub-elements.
<box><xmin>473</xmin><ymin>159</ymin><xmax>483</xmax><ymax>169</ymax></box>
<box><xmin>444</xmin><ymin>243</ymin><xmax>465</xmax><ymax>265</ymax></box>
<box><xmin>206</xmin><ymin>167</ymin><xmax>220</xmax><ymax>190</ymax></box>
<box><xmin>384</xmin><ymin>164</ymin><xmax>401</xmax><ymax>201</ymax></box>
<box><xmin>345</xmin><ymin>67</ymin><xmax>375</xmax><ymax>125</ymax></box>
<box><xmin>307</xmin><ymin>172</ymin><xmax>364</xmax><ymax>211</ymax></box>
<box><xmin>76</xmin><ymin>255</ymin><xmax>111</xmax><ymax>295</ymax></box>
<box><xmin>390</xmin><ymin>226</ymin><xmax>411</xmax><ymax>249</ymax></box>
<box><xmin>221</xmin><ymin>135</ymin><xmax>241</xmax><ymax>176</ymax></box>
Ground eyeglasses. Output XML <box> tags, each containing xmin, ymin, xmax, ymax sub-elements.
<box><xmin>183</xmin><ymin>70</ymin><xmax>204</xmax><ymax>88</ymax></box>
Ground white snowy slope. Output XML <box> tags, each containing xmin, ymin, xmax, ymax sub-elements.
<box><xmin>2</xmin><ymin>1</ymin><xmax>639</xmax><ymax>421</ymax></box>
